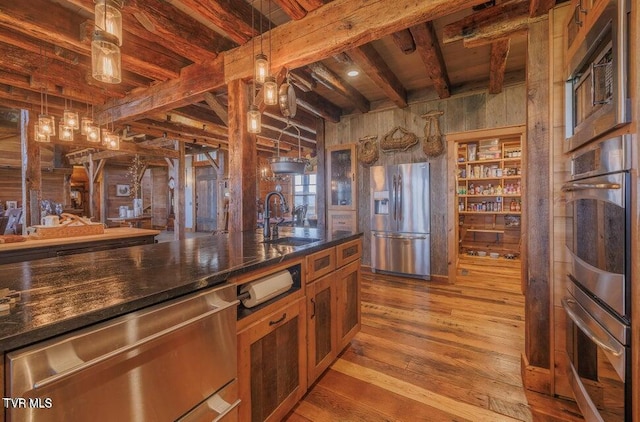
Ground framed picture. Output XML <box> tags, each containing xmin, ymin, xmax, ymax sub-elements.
<box><xmin>116</xmin><ymin>184</ymin><xmax>131</xmax><ymax>197</ymax></box>
<box><xmin>6</xmin><ymin>201</ymin><xmax>17</xmax><ymax>209</ymax></box>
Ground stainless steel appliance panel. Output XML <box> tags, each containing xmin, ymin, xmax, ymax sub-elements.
<box><xmin>371</xmin><ymin>232</ymin><xmax>430</xmax><ymax>279</ymax></box>
<box><xmin>396</xmin><ymin>163</ymin><xmax>430</xmax><ymax>234</ymax></box>
<box><xmin>564</xmin><ymin>0</ymin><xmax>630</xmax><ymax>151</ymax></box>
<box><xmin>7</xmin><ymin>284</ymin><xmax>238</xmax><ymax>422</ymax></box>
<box><xmin>564</xmin><ymin>284</ymin><xmax>630</xmax><ymax>421</ymax></box>
<box><xmin>563</xmin><ymin>171</ymin><xmax>628</xmax><ymax>318</ymax></box>
<box><xmin>370</xmin><ymin>164</ymin><xmax>394</xmax><ymax>233</ymax></box>
<box><xmin>177</xmin><ymin>379</ymin><xmax>241</xmax><ymax>422</ymax></box>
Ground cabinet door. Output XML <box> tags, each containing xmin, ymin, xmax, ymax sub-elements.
<box><xmin>237</xmin><ymin>298</ymin><xmax>307</xmax><ymax>422</ymax></box>
<box><xmin>307</xmin><ymin>273</ymin><xmax>338</xmax><ymax>385</ymax></box>
<box><xmin>336</xmin><ymin>259</ymin><xmax>361</xmax><ymax>350</ymax></box>
<box><xmin>327</xmin><ymin>144</ymin><xmax>357</xmax><ymax>211</ymax></box>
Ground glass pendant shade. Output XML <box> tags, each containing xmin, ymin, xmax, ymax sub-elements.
<box><xmin>38</xmin><ymin>115</ymin><xmax>55</xmax><ymax>136</ymax></box>
<box><xmin>86</xmin><ymin>124</ymin><xmax>101</xmax><ymax>142</ymax></box>
<box><xmin>34</xmin><ymin>125</ymin><xmax>50</xmax><ymax>143</ymax></box>
<box><xmin>80</xmin><ymin>117</ymin><xmax>93</xmax><ymax>135</ymax></box>
<box><xmin>92</xmin><ymin>32</ymin><xmax>121</xmax><ymax>84</ymax></box>
<box><xmin>63</xmin><ymin>110</ymin><xmax>79</xmax><ymax>130</ymax></box>
<box><xmin>255</xmin><ymin>53</ymin><xmax>268</xmax><ymax>84</ymax></box>
<box><xmin>102</xmin><ymin>130</ymin><xmax>120</xmax><ymax>150</ymax></box>
<box><xmin>59</xmin><ymin>124</ymin><xmax>74</xmax><ymax>141</ymax></box>
<box><xmin>264</xmin><ymin>76</ymin><xmax>278</xmax><ymax>106</ymax></box>
<box><xmin>94</xmin><ymin>0</ymin><xmax>123</xmax><ymax>46</ymax></box>
<box><xmin>247</xmin><ymin>105</ymin><xmax>261</xmax><ymax>134</ymax></box>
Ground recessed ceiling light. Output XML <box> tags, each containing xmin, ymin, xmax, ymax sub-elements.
<box><xmin>347</xmin><ymin>69</ymin><xmax>360</xmax><ymax>77</ymax></box>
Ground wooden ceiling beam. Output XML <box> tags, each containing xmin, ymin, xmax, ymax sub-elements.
<box><xmin>203</xmin><ymin>92</ymin><xmax>229</xmax><ymax>126</ymax></box>
<box><xmin>95</xmin><ymin>55</ymin><xmax>225</xmax><ymax>124</ymax></box>
<box><xmin>347</xmin><ymin>44</ymin><xmax>407</xmax><ymax>108</ymax></box>
<box><xmin>135</xmin><ymin>118</ymin><xmax>228</xmax><ymax>142</ymax></box>
<box><xmin>529</xmin><ymin>0</ymin><xmax>556</xmax><ymax>17</ymax></box>
<box><xmin>41</xmin><ymin>136</ymin><xmax>180</xmax><ymax>159</ymax></box>
<box><xmin>261</xmin><ymin>116</ymin><xmax>316</xmax><ymax>143</ymax></box>
<box><xmin>174</xmin><ymin>103</ymin><xmax>226</xmax><ymax>127</ymax></box>
<box><xmin>410</xmin><ymin>22</ymin><xmax>451</xmax><ymax>99</ymax></box>
<box><xmin>224</xmin><ymin>0</ymin><xmax>485</xmax><ymax>81</ymax></box>
<box><xmin>442</xmin><ymin>0</ymin><xmax>530</xmax><ymax>47</ymax></box>
<box><xmin>263</xmin><ymin>108</ymin><xmax>317</xmax><ymax>135</ymax></box>
<box><xmin>273</xmin><ymin>0</ymin><xmax>308</xmax><ymax>20</ymax></box>
<box><xmin>308</xmin><ymin>62</ymin><xmax>369</xmax><ymax>113</ymax></box>
<box><xmin>289</xmin><ymin>70</ymin><xmax>317</xmax><ymax>92</ymax></box>
<box><xmin>152</xmin><ymin>112</ymin><xmax>229</xmax><ymax>138</ymax></box>
<box><xmin>489</xmin><ymin>39</ymin><xmax>510</xmax><ymax>94</ymax></box>
<box><xmin>296</xmin><ymin>0</ymin><xmax>327</xmax><ymax>13</ymax></box>
<box><xmin>127</xmin><ymin>121</ymin><xmax>228</xmax><ymax>147</ymax></box>
<box><xmin>391</xmin><ymin>29</ymin><xmax>417</xmax><ymax>54</ymax></box>
<box><xmin>174</xmin><ymin>0</ymin><xmax>268</xmax><ymax>45</ymax></box>
<box><xmin>295</xmin><ymin>90</ymin><xmax>342</xmax><ymax>122</ymax></box>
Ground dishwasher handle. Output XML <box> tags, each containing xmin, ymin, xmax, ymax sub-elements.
<box><xmin>33</xmin><ymin>298</ymin><xmax>238</xmax><ymax>390</ymax></box>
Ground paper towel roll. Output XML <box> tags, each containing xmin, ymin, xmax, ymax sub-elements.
<box><xmin>240</xmin><ymin>270</ymin><xmax>293</xmax><ymax>308</ymax></box>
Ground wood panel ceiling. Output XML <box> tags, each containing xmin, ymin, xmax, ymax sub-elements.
<box><xmin>0</xmin><ymin>0</ymin><xmax>557</xmax><ymax>166</ymax></box>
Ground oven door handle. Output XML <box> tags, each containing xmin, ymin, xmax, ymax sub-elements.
<box><xmin>561</xmin><ymin>182</ymin><xmax>621</xmax><ymax>192</ymax></box>
<box><xmin>562</xmin><ymin>297</ymin><xmax>624</xmax><ymax>357</ymax></box>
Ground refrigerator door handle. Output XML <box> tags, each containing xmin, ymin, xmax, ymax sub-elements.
<box><xmin>372</xmin><ymin>233</ymin><xmax>428</xmax><ymax>240</ymax></box>
<box><xmin>398</xmin><ymin>173</ymin><xmax>403</xmax><ymax>221</ymax></box>
<box><xmin>392</xmin><ymin>175</ymin><xmax>397</xmax><ymax>221</ymax></box>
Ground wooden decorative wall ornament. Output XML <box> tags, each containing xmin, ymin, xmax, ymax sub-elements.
<box><xmin>380</xmin><ymin>126</ymin><xmax>418</xmax><ymax>152</ymax></box>
<box><xmin>421</xmin><ymin>110</ymin><xmax>445</xmax><ymax>157</ymax></box>
<box><xmin>357</xmin><ymin>135</ymin><xmax>379</xmax><ymax>166</ymax></box>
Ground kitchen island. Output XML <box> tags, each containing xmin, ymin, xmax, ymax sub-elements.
<box><xmin>0</xmin><ymin>227</ymin><xmax>360</xmax><ymax>353</ymax></box>
<box><xmin>0</xmin><ymin>227</ymin><xmax>362</xmax><ymax>421</ymax></box>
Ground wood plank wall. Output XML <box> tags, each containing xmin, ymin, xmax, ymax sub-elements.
<box><xmin>325</xmin><ymin>83</ymin><xmax>526</xmax><ymax>277</ymax></box>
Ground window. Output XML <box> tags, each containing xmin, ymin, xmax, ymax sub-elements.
<box><xmin>293</xmin><ymin>174</ymin><xmax>316</xmax><ymax>219</ymax></box>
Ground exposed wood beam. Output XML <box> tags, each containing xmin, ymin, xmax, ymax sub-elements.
<box><xmin>296</xmin><ymin>0</ymin><xmax>327</xmax><ymax>13</ymax></box>
<box><xmin>126</xmin><ymin>0</ymin><xmax>232</xmax><ymax>62</ymax></box>
<box><xmin>308</xmin><ymin>62</ymin><xmax>369</xmax><ymax>113</ymax></box>
<box><xmin>347</xmin><ymin>44</ymin><xmax>407</xmax><ymax>108</ymax></box>
<box><xmin>273</xmin><ymin>0</ymin><xmax>308</xmax><ymax>20</ymax></box>
<box><xmin>529</xmin><ymin>0</ymin><xmax>556</xmax><ymax>17</ymax></box>
<box><xmin>174</xmin><ymin>0</ymin><xmax>267</xmax><ymax>45</ymax></box>
<box><xmin>295</xmin><ymin>90</ymin><xmax>342</xmax><ymax>123</ymax></box>
<box><xmin>442</xmin><ymin>0</ymin><xmax>530</xmax><ymax>47</ymax></box>
<box><xmin>391</xmin><ymin>29</ymin><xmax>416</xmax><ymax>54</ymax></box>
<box><xmin>489</xmin><ymin>39</ymin><xmax>511</xmax><ymax>94</ymax></box>
<box><xmin>203</xmin><ymin>92</ymin><xmax>229</xmax><ymax>126</ymax></box>
<box><xmin>204</xmin><ymin>151</ymin><xmax>220</xmax><ymax>169</ymax></box>
<box><xmin>48</xmin><ymin>136</ymin><xmax>181</xmax><ymax>159</ymax></box>
<box><xmin>95</xmin><ymin>56</ymin><xmax>225</xmax><ymax>124</ymax></box>
<box><xmin>410</xmin><ymin>22</ymin><xmax>451</xmax><ymax>99</ymax></box>
<box><xmin>224</xmin><ymin>0</ymin><xmax>485</xmax><ymax>81</ymax></box>
<box><xmin>289</xmin><ymin>70</ymin><xmax>317</xmax><ymax>92</ymax></box>
<box><xmin>263</xmin><ymin>109</ymin><xmax>317</xmax><ymax>134</ymax></box>
<box><xmin>157</xmin><ymin>112</ymin><xmax>229</xmax><ymax>138</ymax></box>
<box><xmin>133</xmin><ymin>118</ymin><xmax>228</xmax><ymax>142</ymax></box>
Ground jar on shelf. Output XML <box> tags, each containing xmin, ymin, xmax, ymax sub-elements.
<box><xmin>510</xmin><ymin>199</ymin><xmax>516</xmax><ymax>211</ymax></box>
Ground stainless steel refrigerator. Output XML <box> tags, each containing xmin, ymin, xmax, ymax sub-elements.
<box><xmin>370</xmin><ymin>163</ymin><xmax>430</xmax><ymax>279</ymax></box>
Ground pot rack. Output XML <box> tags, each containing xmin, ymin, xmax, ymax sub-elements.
<box><xmin>269</xmin><ymin>120</ymin><xmax>309</xmax><ymax>174</ymax></box>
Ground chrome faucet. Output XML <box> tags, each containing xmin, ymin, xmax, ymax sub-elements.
<box><xmin>263</xmin><ymin>191</ymin><xmax>289</xmax><ymax>238</ymax></box>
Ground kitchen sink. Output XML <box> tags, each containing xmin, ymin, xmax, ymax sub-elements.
<box><xmin>263</xmin><ymin>236</ymin><xmax>320</xmax><ymax>246</ymax></box>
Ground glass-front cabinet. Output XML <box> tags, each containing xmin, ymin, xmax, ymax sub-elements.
<box><xmin>327</xmin><ymin>144</ymin><xmax>356</xmax><ymax>210</ymax></box>
<box><xmin>326</xmin><ymin>144</ymin><xmax>357</xmax><ymax>232</ymax></box>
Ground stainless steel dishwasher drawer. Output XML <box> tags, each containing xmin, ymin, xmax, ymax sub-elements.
<box><xmin>6</xmin><ymin>283</ymin><xmax>238</xmax><ymax>422</ymax></box>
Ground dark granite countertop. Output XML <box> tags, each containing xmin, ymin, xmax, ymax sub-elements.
<box><xmin>0</xmin><ymin>228</ymin><xmax>361</xmax><ymax>353</ymax></box>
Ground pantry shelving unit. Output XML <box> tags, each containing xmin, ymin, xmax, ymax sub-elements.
<box><xmin>447</xmin><ymin>126</ymin><xmax>526</xmax><ymax>280</ymax></box>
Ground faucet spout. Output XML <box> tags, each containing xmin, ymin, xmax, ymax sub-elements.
<box><xmin>263</xmin><ymin>191</ymin><xmax>289</xmax><ymax>238</ymax></box>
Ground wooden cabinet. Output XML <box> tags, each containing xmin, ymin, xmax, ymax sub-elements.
<box><xmin>306</xmin><ymin>247</ymin><xmax>335</xmax><ymax>282</ymax></box>
<box><xmin>326</xmin><ymin>144</ymin><xmax>357</xmax><ymax>232</ymax></box>
<box><xmin>306</xmin><ymin>272</ymin><xmax>338</xmax><ymax>385</ymax></box>
<box><xmin>306</xmin><ymin>238</ymin><xmax>362</xmax><ymax>385</ymax></box>
<box><xmin>336</xmin><ymin>259</ymin><xmax>361</xmax><ymax>350</ymax></box>
<box><xmin>448</xmin><ymin>127</ymin><xmax>525</xmax><ymax>273</ymax></box>
<box><xmin>564</xmin><ymin>0</ymin><xmax>609</xmax><ymax>70</ymax></box>
<box><xmin>237</xmin><ymin>297</ymin><xmax>307</xmax><ymax>422</ymax></box>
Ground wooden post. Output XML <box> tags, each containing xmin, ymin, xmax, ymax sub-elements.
<box><xmin>227</xmin><ymin>79</ymin><xmax>257</xmax><ymax>232</ymax></box>
<box><xmin>20</xmin><ymin>110</ymin><xmax>41</xmax><ymax>230</ymax></box>
<box><xmin>523</xmin><ymin>16</ymin><xmax>551</xmax><ymax>392</ymax></box>
<box><xmin>174</xmin><ymin>140</ymin><xmax>186</xmax><ymax>240</ymax></box>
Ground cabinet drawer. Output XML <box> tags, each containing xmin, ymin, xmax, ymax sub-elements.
<box><xmin>306</xmin><ymin>247</ymin><xmax>335</xmax><ymax>282</ymax></box>
<box><xmin>336</xmin><ymin>239</ymin><xmax>362</xmax><ymax>268</ymax></box>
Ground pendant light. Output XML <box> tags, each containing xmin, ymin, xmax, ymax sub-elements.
<box><xmin>58</xmin><ymin>124</ymin><xmax>74</xmax><ymax>141</ymax></box>
<box><xmin>62</xmin><ymin>99</ymin><xmax>79</xmax><ymax>131</ymax></box>
<box><xmin>262</xmin><ymin>0</ymin><xmax>277</xmax><ymax>106</ymax></box>
<box><xmin>103</xmin><ymin>130</ymin><xmax>120</xmax><ymax>150</ymax></box>
<box><xmin>80</xmin><ymin>117</ymin><xmax>93</xmax><ymax>135</ymax></box>
<box><xmin>247</xmin><ymin>2</ymin><xmax>261</xmax><ymax>133</ymax></box>
<box><xmin>92</xmin><ymin>0</ymin><xmax>122</xmax><ymax>84</ymax></box>
<box><xmin>86</xmin><ymin>124</ymin><xmax>101</xmax><ymax>142</ymax></box>
<box><xmin>36</xmin><ymin>51</ymin><xmax>55</xmax><ymax>138</ymax></box>
<box><xmin>34</xmin><ymin>124</ymin><xmax>50</xmax><ymax>143</ymax></box>
<box><xmin>254</xmin><ymin>0</ymin><xmax>269</xmax><ymax>84</ymax></box>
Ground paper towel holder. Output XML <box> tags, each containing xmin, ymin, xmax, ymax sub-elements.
<box><xmin>236</xmin><ymin>263</ymin><xmax>302</xmax><ymax>320</ymax></box>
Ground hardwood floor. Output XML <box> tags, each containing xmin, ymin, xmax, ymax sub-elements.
<box><xmin>285</xmin><ymin>265</ymin><xmax>584</xmax><ymax>422</ymax></box>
